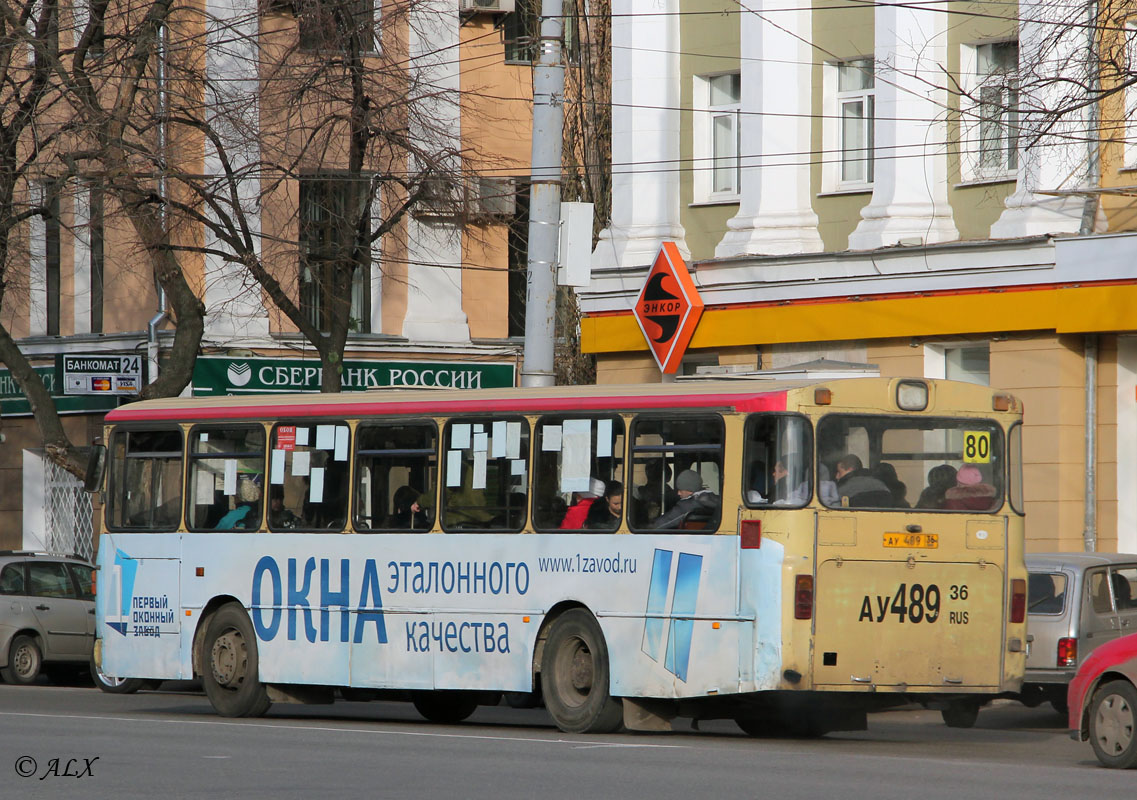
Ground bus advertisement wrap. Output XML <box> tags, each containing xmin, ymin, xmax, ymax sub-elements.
<box><xmin>97</xmin><ymin>534</ymin><xmax>785</xmax><ymax>700</ymax></box>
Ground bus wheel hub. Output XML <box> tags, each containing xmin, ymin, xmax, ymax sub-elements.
<box><xmin>211</xmin><ymin>631</ymin><xmax>245</xmax><ymax>687</ymax></box>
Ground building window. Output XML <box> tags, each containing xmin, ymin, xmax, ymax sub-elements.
<box><xmin>837</xmin><ymin>58</ymin><xmax>874</xmax><ymax>186</ymax></box>
<box><xmin>507</xmin><ymin>180</ymin><xmax>530</xmax><ymax>338</ymax></box>
<box><xmin>961</xmin><ymin>41</ymin><xmax>1018</xmax><ymax>181</ymax></box>
<box><xmin>503</xmin><ymin>0</ymin><xmax>537</xmax><ymax>63</ymax></box>
<box><xmin>299</xmin><ymin>176</ymin><xmax>371</xmax><ymax>333</ymax></box>
<box><xmin>925</xmin><ymin>342</ymin><xmax>990</xmax><ymax>386</ymax></box>
<box><xmin>45</xmin><ymin>189</ymin><xmax>60</xmax><ymax>336</ymax></box>
<box><xmin>72</xmin><ymin>0</ymin><xmax>105</xmax><ymax>55</ymax></box>
<box><xmin>693</xmin><ymin>72</ymin><xmax>741</xmax><ymax>202</ymax></box>
<box><xmin>298</xmin><ymin>0</ymin><xmax>376</xmax><ymax>54</ymax></box>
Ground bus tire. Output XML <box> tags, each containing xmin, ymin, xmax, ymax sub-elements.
<box><xmin>201</xmin><ymin>604</ymin><xmax>271</xmax><ymax>718</ymax></box>
<box><xmin>1</xmin><ymin>635</ymin><xmax>42</xmax><ymax>685</ymax></box>
<box><xmin>89</xmin><ymin>657</ymin><xmax>145</xmax><ymax>694</ymax></box>
<box><xmin>1088</xmin><ymin>680</ymin><xmax>1137</xmax><ymax>769</ymax></box>
<box><xmin>540</xmin><ymin>609</ymin><xmax>623</xmax><ymax>734</ymax></box>
<box><xmin>941</xmin><ymin>700</ymin><xmax>980</xmax><ymax>728</ymax></box>
<box><xmin>411</xmin><ymin>690</ymin><xmax>480</xmax><ymax>724</ymax></box>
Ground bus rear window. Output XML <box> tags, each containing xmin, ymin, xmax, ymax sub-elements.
<box><xmin>816</xmin><ymin>415</ymin><xmax>1004</xmax><ymax>512</ymax></box>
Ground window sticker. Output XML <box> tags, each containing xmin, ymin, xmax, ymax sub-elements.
<box><xmin>334</xmin><ymin>426</ymin><xmax>349</xmax><ymax>461</ymax></box>
<box><xmin>597</xmin><ymin>418</ymin><xmax>612</xmax><ymax>458</ymax></box>
<box><xmin>473</xmin><ymin>451</ymin><xmax>488</xmax><ymax>490</ymax></box>
<box><xmin>271</xmin><ymin>449</ymin><xmax>286</xmax><ymax>484</ymax></box>
<box><xmin>446</xmin><ymin>451</ymin><xmax>462</xmax><ymax>487</ymax></box>
<box><xmin>197</xmin><ymin>472</ymin><xmax>215</xmax><ymax>505</ymax></box>
<box><xmin>309</xmin><ymin>467</ymin><xmax>325</xmax><ymax>503</ymax></box>
<box><xmin>224</xmin><ymin>459</ymin><xmax>237</xmax><ymax>495</ymax></box>
<box><xmin>560</xmin><ymin>419</ymin><xmax>592</xmax><ymax>493</ymax></box>
<box><xmin>507</xmin><ymin>422</ymin><xmax>522</xmax><ymax>459</ymax></box>
<box><xmin>451</xmin><ymin>424</ymin><xmax>471</xmax><ymax>450</ymax></box>
<box><xmin>292</xmin><ymin>450</ymin><xmax>311</xmax><ymax>477</ymax></box>
<box><xmin>542</xmin><ymin>425</ymin><xmax>562</xmax><ymax>452</ymax></box>
<box><xmin>492</xmin><ymin>421</ymin><xmax>507</xmax><ymax>458</ymax></box>
<box><xmin>473</xmin><ymin>432</ymin><xmax>489</xmax><ymax>453</ymax></box>
<box><xmin>295</xmin><ymin>427</ymin><xmax>310</xmax><ymax>446</ymax></box>
<box><xmin>316</xmin><ymin>425</ymin><xmax>335</xmax><ymax>450</ymax></box>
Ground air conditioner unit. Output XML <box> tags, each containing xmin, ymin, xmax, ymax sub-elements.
<box><xmin>459</xmin><ymin>0</ymin><xmax>516</xmax><ymax>13</ymax></box>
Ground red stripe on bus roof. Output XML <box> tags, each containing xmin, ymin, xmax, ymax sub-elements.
<box><xmin>105</xmin><ymin>391</ymin><xmax>789</xmax><ymax>422</ymax></box>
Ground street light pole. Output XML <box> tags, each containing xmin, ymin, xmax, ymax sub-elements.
<box><xmin>520</xmin><ymin>0</ymin><xmax>565</xmax><ymax>388</ymax></box>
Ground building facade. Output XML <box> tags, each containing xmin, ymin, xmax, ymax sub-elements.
<box><xmin>0</xmin><ymin>1</ymin><xmax>544</xmax><ymax>553</ymax></box>
<box><xmin>581</xmin><ymin>0</ymin><xmax>1137</xmax><ymax>553</ymax></box>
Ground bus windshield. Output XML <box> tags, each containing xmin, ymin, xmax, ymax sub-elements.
<box><xmin>817</xmin><ymin>414</ymin><xmax>1004</xmax><ymax>512</ymax></box>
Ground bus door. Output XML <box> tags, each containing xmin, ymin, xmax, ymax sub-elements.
<box><xmin>97</xmin><ymin>535</ymin><xmax>183</xmax><ymax>679</ymax></box>
<box><xmin>810</xmin><ymin>415</ymin><xmax>1008</xmax><ymax>690</ymax></box>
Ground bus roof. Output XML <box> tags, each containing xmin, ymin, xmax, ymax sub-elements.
<box><xmin>103</xmin><ymin>377</ymin><xmax>1013</xmax><ymax>424</ymax></box>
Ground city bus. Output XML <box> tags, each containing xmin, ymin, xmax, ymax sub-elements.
<box><xmin>87</xmin><ymin>377</ymin><xmax>1027</xmax><ymax>734</ymax></box>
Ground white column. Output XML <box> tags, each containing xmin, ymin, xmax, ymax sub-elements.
<box><xmin>990</xmin><ymin>2</ymin><xmax>1096</xmax><ymax>238</ymax></box>
<box><xmin>202</xmin><ymin>0</ymin><xmax>269</xmax><ymax>343</ymax></box>
<box><xmin>716</xmin><ymin>0</ymin><xmax>821</xmax><ymax>257</ymax></box>
<box><xmin>848</xmin><ymin>0</ymin><xmax>957</xmax><ymax>250</ymax></box>
<box><xmin>591</xmin><ymin>0</ymin><xmax>687</xmax><ymax>271</ymax></box>
<box><xmin>402</xmin><ymin>1</ymin><xmax>468</xmax><ymax>343</ymax></box>
<box><xmin>22</xmin><ymin>450</ymin><xmax>46</xmax><ymax>551</ymax></box>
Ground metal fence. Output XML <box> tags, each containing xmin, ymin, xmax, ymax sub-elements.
<box><xmin>45</xmin><ymin>458</ymin><xmax>94</xmax><ymax>560</ymax></box>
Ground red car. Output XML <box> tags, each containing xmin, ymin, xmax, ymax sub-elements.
<box><xmin>1068</xmin><ymin>631</ymin><xmax>1137</xmax><ymax>768</ymax></box>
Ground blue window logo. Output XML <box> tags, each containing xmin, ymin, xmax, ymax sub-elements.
<box><xmin>641</xmin><ymin>549</ymin><xmax>703</xmax><ymax>681</ymax></box>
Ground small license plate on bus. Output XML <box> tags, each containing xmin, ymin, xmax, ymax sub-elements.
<box><xmin>883</xmin><ymin>533</ymin><xmax>939</xmax><ymax>549</ymax></box>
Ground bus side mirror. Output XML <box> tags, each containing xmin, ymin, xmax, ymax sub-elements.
<box><xmin>84</xmin><ymin>443</ymin><xmax>107</xmax><ymax>493</ymax></box>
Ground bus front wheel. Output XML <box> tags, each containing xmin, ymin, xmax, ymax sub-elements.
<box><xmin>540</xmin><ymin>609</ymin><xmax>622</xmax><ymax>734</ymax></box>
<box><xmin>202</xmin><ymin>604</ymin><xmax>271</xmax><ymax>718</ymax></box>
<box><xmin>941</xmin><ymin>699</ymin><xmax>980</xmax><ymax>728</ymax></box>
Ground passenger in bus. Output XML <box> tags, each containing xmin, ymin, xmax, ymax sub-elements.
<box><xmin>746</xmin><ymin>460</ymin><xmax>768</xmax><ymax>504</ymax></box>
<box><xmin>771</xmin><ymin>460</ymin><xmax>810</xmax><ymax>505</ymax></box>
<box><xmin>632</xmin><ymin>460</ymin><xmax>679</xmax><ymax>526</ymax></box>
<box><xmin>833</xmin><ymin>455</ymin><xmax>892</xmax><ymax>508</ymax></box>
<box><xmin>916</xmin><ymin>464</ymin><xmax>957</xmax><ymax>509</ymax></box>
<box><xmin>651</xmin><ymin>470</ymin><xmax>719</xmax><ymax>530</ymax></box>
<box><xmin>268</xmin><ymin>487</ymin><xmax>301</xmax><ymax>529</ymax></box>
<box><xmin>941</xmin><ymin>464</ymin><xmax>996</xmax><ymax>510</ymax></box>
<box><xmin>390</xmin><ymin>485</ymin><xmax>431</xmax><ymax>530</ymax></box>
<box><xmin>585</xmin><ymin>480</ymin><xmax>623</xmax><ymax>529</ymax></box>
<box><xmin>818</xmin><ymin>464</ymin><xmax>839</xmax><ymax>506</ymax></box>
<box><xmin>872</xmin><ymin>462</ymin><xmax>910</xmax><ymax>508</ymax></box>
<box><xmin>215</xmin><ymin>478</ymin><xmax>262</xmax><ymax>530</ymax></box>
<box><xmin>561</xmin><ymin>478</ymin><xmax>606</xmax><ymax>529</ymax></box>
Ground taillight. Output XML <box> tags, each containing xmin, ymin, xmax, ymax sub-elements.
<box><xmin>740</xmin><ymin>519</ymin><xmax>761</xmax><ymax>549</ymax></box>
<box><xmin>1057</xmin><ymin>637</ymin><xmax>1077</xmax><ymax>667</ymax></box>
<box><xmin>1010</xmin><ymin>578</ymin><xmax>1026</xmax><ymax>623</ymax></box>
<box><xmin>794</xmin><ymin>575</ymin><xmax>814</xmax><ymax>620</ymax></box>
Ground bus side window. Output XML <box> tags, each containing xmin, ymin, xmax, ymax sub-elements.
<box><xmin>441</xmin><ymin>418</ymin><xmax>530</xmax><ymax>532</ymax></box>
<box><xmin>353</xmin><ymin>422</ymin><xmax>438</xmax><ymax>533</ymax></box>
<box><xmin>187</xmin><ymin>425</ymin><xmax>267</xmax><ymax>531</ymax></box>
<box><xmin>743</xmin><ymin>414</ymin><xmax>812</xmax><ymax>508</ymax></box>
<box><xmin>532</xmin><ymin>415</ymin><xmax>626</xmax><ymax>532</ymax></box>
<box><xmin>628</xmin><ymin>416</ymin><xmax>724</xmax><ymax>532</ymax></box>
<box><xmin>267</xmin><ymin>423</ymin><xmax>351</xmax><ymax>531</ymax></box>
<box><xmin>106</xmin><ymin>427</ymin><xmax>184</xmax><ymax>532</ymax></box>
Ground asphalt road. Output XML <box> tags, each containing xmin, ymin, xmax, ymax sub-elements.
<box><xmin>0</xmin><ymin>684</ymin><xmax>1128</xmax><ymax>800</ymax></box>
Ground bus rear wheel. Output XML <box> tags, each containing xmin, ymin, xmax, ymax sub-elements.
<box><xmin>202</xmin><ymin>604</ymin><xmax>271</xmax><ymax>718</ymax></box>
<box><xmin>540</xmin><ymin>609</ymin><xmax>622</xmax><ymax>734</ymax></box>
<box><xmin>411</xmin><ymin>691</ymin><xmax>480</xmax><ymax>724</ymax></box>
<box><xmin>941</xmin><ymin>699</ymin><xmax>980</xmax><ymax>728</ymax></box>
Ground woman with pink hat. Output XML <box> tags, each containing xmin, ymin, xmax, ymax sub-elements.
<box><xmin>942</xmin><ymin>464</ymin><xmax>997</xmax><ymax>510</ymax></box>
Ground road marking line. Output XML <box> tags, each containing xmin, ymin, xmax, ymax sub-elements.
<box><xmin>0</xmin><ymin>711</ymin><xmax>683</xmax><ymax>749</ymax></box>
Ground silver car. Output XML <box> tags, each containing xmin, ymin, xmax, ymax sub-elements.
<box><xmin>1017</xmin><ymin>552</ymin><xmax>1137</xmax><ymax>713</ymax></box>
<box><xmin>0</xmin><ymin>551</ymin><xmax>96</xmax><ymax>685</ymax></box>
